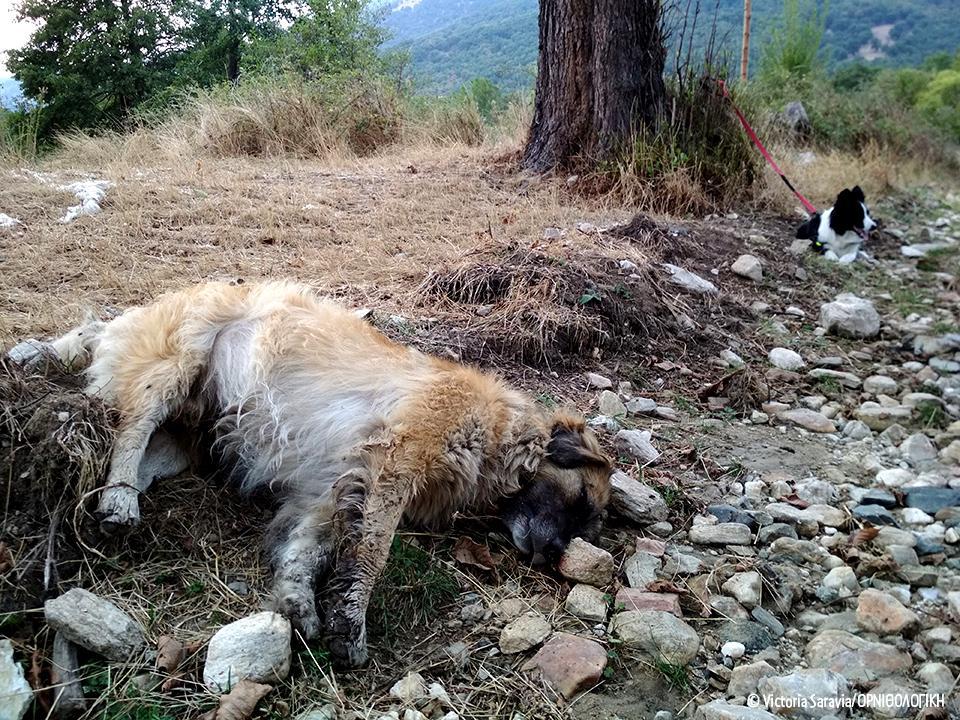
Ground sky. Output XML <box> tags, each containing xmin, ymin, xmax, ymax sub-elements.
<box><xmin>0</xmin><ymin>0</ymin><xmax>35</xmax><ymax>77</ymax></box>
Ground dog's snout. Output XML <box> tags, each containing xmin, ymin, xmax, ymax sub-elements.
<box><xmin>528</xmin><ymin>520</ymin><xmax>566</xmax><ymax>565</ymax></box>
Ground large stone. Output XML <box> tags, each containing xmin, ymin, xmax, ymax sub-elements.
<box><xmin>721</xmin><ymin>571</ymin><xmax>762</xmax><ymax>609</ymax></box>
<box><xmin>732</xmin><ymin>254</ymin><xmax>763</xmax><ymax>282</ymax></box>
<box><xmin>727</xmin><ymin>660</ymin><xmax>776</xmax><ymax>698</ymax></box>
<box><xmin>856</xmin><ymin>590</ymin><xmax>919</xmax><ymax>635</ymax></box>
<box><xmin>857</xmin><ymin>402</ymin><xmax>913</xmax><ymax>431</ymax></box>
<box><xmin>614</xmin><ymin>429</ymin><xmax>660</xmax><ymax>464</ymax></box>
<box><xmin>598</xmin><ymin>390</ymin><xmax>627</xmax><ymax>417</ymax></box>
<box><xmin>875</xmin><ymin>468</ymin><xmax>915</xmax><ymax>488</ymax></box>
<box><xmin>565</xmin><ymin>584</ymin><xmax>608</xmax><ymax>623</ymax></box>
<box><xmin>777</xmin><ymin>408</ymin><xmax>836</xmax><ymax>433</ymax></box>
<box><xmin>521</xmin><ymin>633</ymin><xmax>607</xmax><ymax>699</ymax></box>
<box><xmin>688</xmin><ymin>523</ymin><xmax>752</xmax><ymax>545</ymax></box>
<box><xmin>757</xmin><ymin>669</ymin><xmax>850</xmax><ymax>720</ymax></box>
<box><xmin>694</xmin><ymin>700</ymin><xmax>778</xmax><ymax>720</ymax></box>
<box><xmin>718</xmin><ymin>620</ymin><xmax>774</xmax><ymax>652</ymax></box>
<box><xmin>900</xmin><ymin>433</ymin><xmax>938</xmax><ymax>465</ymax></box>
<box><xmin>203</xmin><ymin>611</ymin><xmax>292</xmax><ymax>690</ymax></box>
<box><xmin>609</xmin><ymin>471</ymin><xmax>668</xmax><ymax>523</ymax></box>
<box><xmin>904</xmin><ymin>487</ymin><xmax>960</xmax><ymax>514</ymax></box>
<box><xmin>662</xmin><ymin>263</ymin><xmax>718</xmax><ymax>295</ymax></box>
<box><xmin>863</xmin><ymin>375</ymin><xmax>898</xmax><ymax>395</ymax></box>
<box><xmin>768</xmin><ymin>347</ymin><xmax>805</xmax><ymax>371</ymax></box>
<box><xmin>822</xmin><ymin>566</ymin><xmax>860</xmax><ymax>597</ymax></box>
<box><xmin>804</xmin><ymin>629</ymin><xmax>912</xmax><ymax>682</ymax></box>
<box><xmin>624</xmin><ymin>551</ymin><xmax>662</xmax><ymax>589</ymax></box>
<box><xmin>610</xmin><ymin>610</ymin><xmax>699</xmax><ymax>665</ymax></box>
<box><xmin>44</xmin><ymin>588</ymin><xmax>145</xmax><ymax>662</ymax></box>
<box><xmin>819</xmin><ymin>294</ymin><xmax>880</xmax><ymax>338</ymax></box>
<box><xmin>586</xmin><ymin>373</ymin><xmax>613</xmax><ymax>390</ymax></box>
<box><xmin>499</xmin><ymin>612</ymin><xmax>551</xmax><ymax>654</ymax></box>
<box><xmin>765</xmin><ymin>502</ymin><xmax>846</xmax><ymax>528</ymax></box>
<box><xmin>0</xmin><ymin>639</ymin><xmax>32</xmax><ymax>720</ymax></box>
<box><xmin>558</xmin><ymin>538</ymin><xmax>615</xmax><ymax>587</ymax></box>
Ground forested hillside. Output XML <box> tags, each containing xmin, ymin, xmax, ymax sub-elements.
<box><xmin>383</xmin><ymin>0</ymin><xmax>960</xmax><ymax>93</ymax></box>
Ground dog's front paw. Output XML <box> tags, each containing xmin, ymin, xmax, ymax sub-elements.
<box><xmin>275</xmin><ymin>592</ymin><xmax>321</xmax><ymax>641</ymax></box>
<box><xmin>324</xmin><ymin>601</ymin><xmax>368</xmax><ymax>669</ymax></box>
<box><xmin>96</xmin><ymin>486</ymin><xmax>141</xmax><ymax>535</ymax></box>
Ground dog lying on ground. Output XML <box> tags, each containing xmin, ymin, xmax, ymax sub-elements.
<box><xmin>795</xmin><ymin>186</ymin><xmax>876</xmax><ymax>263</ymax></box>
<box><xmin>22</xmin><ymin>280</ymin><xmax>612</xmax><ymax>667</ymax></box>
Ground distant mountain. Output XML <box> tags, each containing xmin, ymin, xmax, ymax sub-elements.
<box><xmin>0</xmin><ymin>76</ymin><xmax>23</xmax><ymax>109</ymax></box>
<box><xmin>382</xmin><ymin>0</ymin><xmax>960</xmax><ymax>94</ymax></box>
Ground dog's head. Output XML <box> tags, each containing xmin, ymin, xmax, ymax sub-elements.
<box><xmin>829</xmin><ymin>185</ymin><xmax>876</xmax><ymax>239</ymax></box>
<box><xmin>500</xmin><ymin>413</ymin><xmax>612</xmax><ymax>565</ymax></box>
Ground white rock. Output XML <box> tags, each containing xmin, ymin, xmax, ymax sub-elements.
<box><xmin>610</xmin><ymin>610</ymin><xmax>700</xmax><ymax>665</ymax></box>
<box><xmin>625</xmin><ymin>397</ymin><xmax>657</xmax><ymax>414</ymax></box>
<box><xmin>863</xmin><ymin>375</ymin><xmax>898</xmax><ymax>395</ymax></box>
<box><xmin>565</xmin><ymin>584</ymin><xmax>608</xmax><ymax>623</ymax></box>
<box><xmin>758</xmin><ymin>669</ymin><xmax>850</xmax><ymax>719</ymax></box>
<box><xmin>721</xmin><ymin>641</ymin><xmax>746</xmax><ymax>659</ymax></box>
<box><xmin>610</xmin><ymin>471</ymin><xmax>668</xmax><ymax>523</ymax></box>
<box><xmin>598</xmin><ymin>390</ymin><xmax>627</xmax><ymax>417</ymax></box>
<box><xmin>732</xmin><ymin>254</ymin><xmax>763</xmax><ymax>282</ymax></box>
<box><xmin>614</xmin><ymin>429</ymin><xmax>660</xmax><ymax>464</ymax></box>
<box><xmin>694</xmin><ymin>699</ymin><xmax>778</xmax><ymax>720</ymax></box>
<box><xmin>203</xmin><ymin>611</ymin><xmax>292</xmax><ymax>690</ymax></box>
<box><xmin>900</xmin><ymin>433</ymin><xmax>938</xmax><ymax>464</ymax></box>
<box><xmin>843</xmin><ymin>420</ymin><xmax>872</xmax><ymax>439</ymax></box>
<box><xmin>768</xmin><ymin>347</ymin><xmax>805</xmax><ymax>371</ymax></box>
<box><xmin>722</xmin><ymin>571</ymin><xmax>762</xmax><ymax>608</ymax></box>
<box><xmin>499</xmin><ymin>612</ymin><xmax>551</xmax><ymax>654</ymax></box>
<box><xmin>586</xmin><ymin>372</ymin><xmax>613</xmax><ymax>389</ymax></box>
<box><xmin>0</xmin><ymin>639</ymin><xmax>32</xmax><ymax>720</ymax></box>
<box><xmin>662</xmin><ymin>263</ymin><xmax>718</xmax><ymax>295</ymax></box>
<box><xmin>688</xmin><ymin>523</ymin><xmax>752</xmax><ymax>545</ymax></box>
<box><xmin>389</xmin><ymin>671</ymin><xmax>428</xmax><ymax>703</ymax></box>
<box><xmin>819</xmin><ymin>293</ymin><xmax>880</xmax><ymax>338</ymax></box>
<box><xmin>624</xmin><ymin>551</ymin><xmax>662</xmax><ymax>589</ymax></box>
<box><xmin>876</xmin><ymin>468</ymin><xmax>915</xmax><ymax>488</ymax></box>
<box><xmin>44</xmin><ymin>588</ymin><xmax>145</xmax><ymax>662</ymax></box>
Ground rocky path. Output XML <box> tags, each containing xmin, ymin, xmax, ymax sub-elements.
<box><xmin>2</xmin><ymin>188</ymin><xmax>959</xmax><ymax>720</ymax></box>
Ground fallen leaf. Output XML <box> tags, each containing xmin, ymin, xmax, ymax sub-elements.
<box><xmin>157</xmin><ymin>635</ymin><xmax>187</xmax><ymax>691</ymax></box>
<box><xmin>452</xmin><ymin>536</ymin><xmax>498</xmax><ymax>571</ymax></box>
<box><xmin>156</xmin><ymin>635</ymin><xmax>186</xmax><ymax>673</ymax></box>
<box><xmin>27</xmin><ymin>650</ymin><xmax>51</xmax><ymax>713</ymax></box>
<box><xmin>849</xmin><ymin>527</ymin><xmax>880</xmax><ymax>546</ymax></box>
<box><xmin>0</xmin><ymin>542</ymin><xmax>12</xmax><ymax>574</ymax></box>
<box><xmin>202</xmin><ymin>680</ymin><xmax>273</xmax><ymax>720</ymax></box>
<box><xmin>781</xmin><ymin>494</ymin><xmax>810</xmax><ymax>509</ymax></box>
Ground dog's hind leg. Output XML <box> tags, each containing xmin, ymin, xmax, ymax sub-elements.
<box><xmin>265</xmin><ymin>499</ymin><xmax>336</xmax><ymax>641</ymax></box>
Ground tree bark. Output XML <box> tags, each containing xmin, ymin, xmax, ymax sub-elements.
<box><xmin>740</xmin><ymin>0</ymin><xmax>752</xmax><ymax>82</ymax></box>
<box><xmin>522</xmin><ymin>0</ymin><xmax>666</xmax><ymax>172</ymax></box>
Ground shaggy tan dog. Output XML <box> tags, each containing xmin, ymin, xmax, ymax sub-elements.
<box><xmin>41</xmin><ymin>280</ymin><xmax>612</xmax><ymax>667</ymax></box>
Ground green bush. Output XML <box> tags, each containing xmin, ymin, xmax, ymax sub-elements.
<box><xmin>916</xmin><ymin>69</ymin><xmax>960</xmax><ymax>140</ymax></box>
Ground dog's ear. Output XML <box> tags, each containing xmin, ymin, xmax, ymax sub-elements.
<box><xmin>851</xmin><ymin>185</ymin><xmax>865</xmax><ymax>203</ymax></box>
<box><xmin>796</xmin><ymin>214</ymin><xmax>820</xmax><ymax>239</ymax></box>
<box><xmin>836</xmin><ymin>188</ymin><xmax>854</xmax><ymax>207</ymax></box>
<box><xmin>547</xmin><ymin>424</ymin><xmax>608</xmax><ymax>469</ymax></box>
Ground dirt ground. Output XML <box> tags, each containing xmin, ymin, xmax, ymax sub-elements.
<box><xmin>1</xmin><ymin>144</ymin><xmax>959</xmax><ymax>719</ymax></box>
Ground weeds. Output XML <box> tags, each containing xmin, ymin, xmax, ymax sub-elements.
<box><xmin>653</xmin><ymin>658</ymin><xmax>691</xmax><ymax>692</ymax></box>
<box><xmin>369</xmin><ymin>537</ymin><xmax>459</xmax><ymax>643</ymax></box>
<box><xmin>917</xmin><ymin>402</ymin><xmax>948</xmax><ymax>430</ymax></box>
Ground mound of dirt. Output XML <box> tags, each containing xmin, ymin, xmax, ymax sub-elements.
<box><xmin>419</xmin><ymin>229</ymin><xmax>751</xmax><ymax>366</ymax></box>
<box><xmin>0</xmin><ymin>357</ymin><xmax>114</xmax><ymax>612</ymax></box>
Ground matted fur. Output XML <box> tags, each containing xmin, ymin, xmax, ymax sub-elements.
<box><xmin>45</xmin><ymin>280</ymin><xmax>612</xmax><ymax>666</ymax></box>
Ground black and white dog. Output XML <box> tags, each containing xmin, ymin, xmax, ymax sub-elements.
<box><xmin>796</xmin><ymin>186</ymin><xmax>876</xmax><ymax>263</ymax></box>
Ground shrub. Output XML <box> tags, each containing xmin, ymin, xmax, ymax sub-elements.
<box><xmin>916</xmin><ymin>69</ymin><xmax>960</xmax><ymax>140</ymax></box>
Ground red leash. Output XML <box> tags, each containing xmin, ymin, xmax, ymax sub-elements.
<box><xmin>717</xmin><ymin>79</ymin><xmax>818</xmax><ymax>215</ymax></box>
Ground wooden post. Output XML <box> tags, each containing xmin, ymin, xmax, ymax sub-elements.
<box><xmin>740</xmin><ymin>0</ymin><xmax>752</xmax><ymax>82</ymax></box>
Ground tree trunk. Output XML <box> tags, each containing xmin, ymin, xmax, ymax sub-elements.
<box><xmin>522</xmin><ymin>0</ymin><xmax>666</xmax><ymax>172</ymax></box>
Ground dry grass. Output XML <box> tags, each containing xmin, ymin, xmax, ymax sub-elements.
<box><xmin>756</xmin><ymin>141</ymin><xmax>944</xmax><ymax>215</ymax></box>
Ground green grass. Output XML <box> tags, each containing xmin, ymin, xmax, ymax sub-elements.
<box><xmin>917</xmin><ymin>402</ymin><xmax>948</xmax><ymax>429</ymax></box>
<box><xmin>81</xmin><ymin>665</ymin><xmax>178</xmax><ymax>720</ymax></box>
<box><xmin>369</xmin><ymin>537</ymin><xmax>459</xmax><ymax>643</ymax></box>
<box><xmin>813</xmin><ymin>376</ymin><xmax>842</xmax><ymax>397</ymax></box>
<box><xmin>653</xmin><ymin>657</ymin><xmax>691</xmax><ymax>692</ymax></box>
